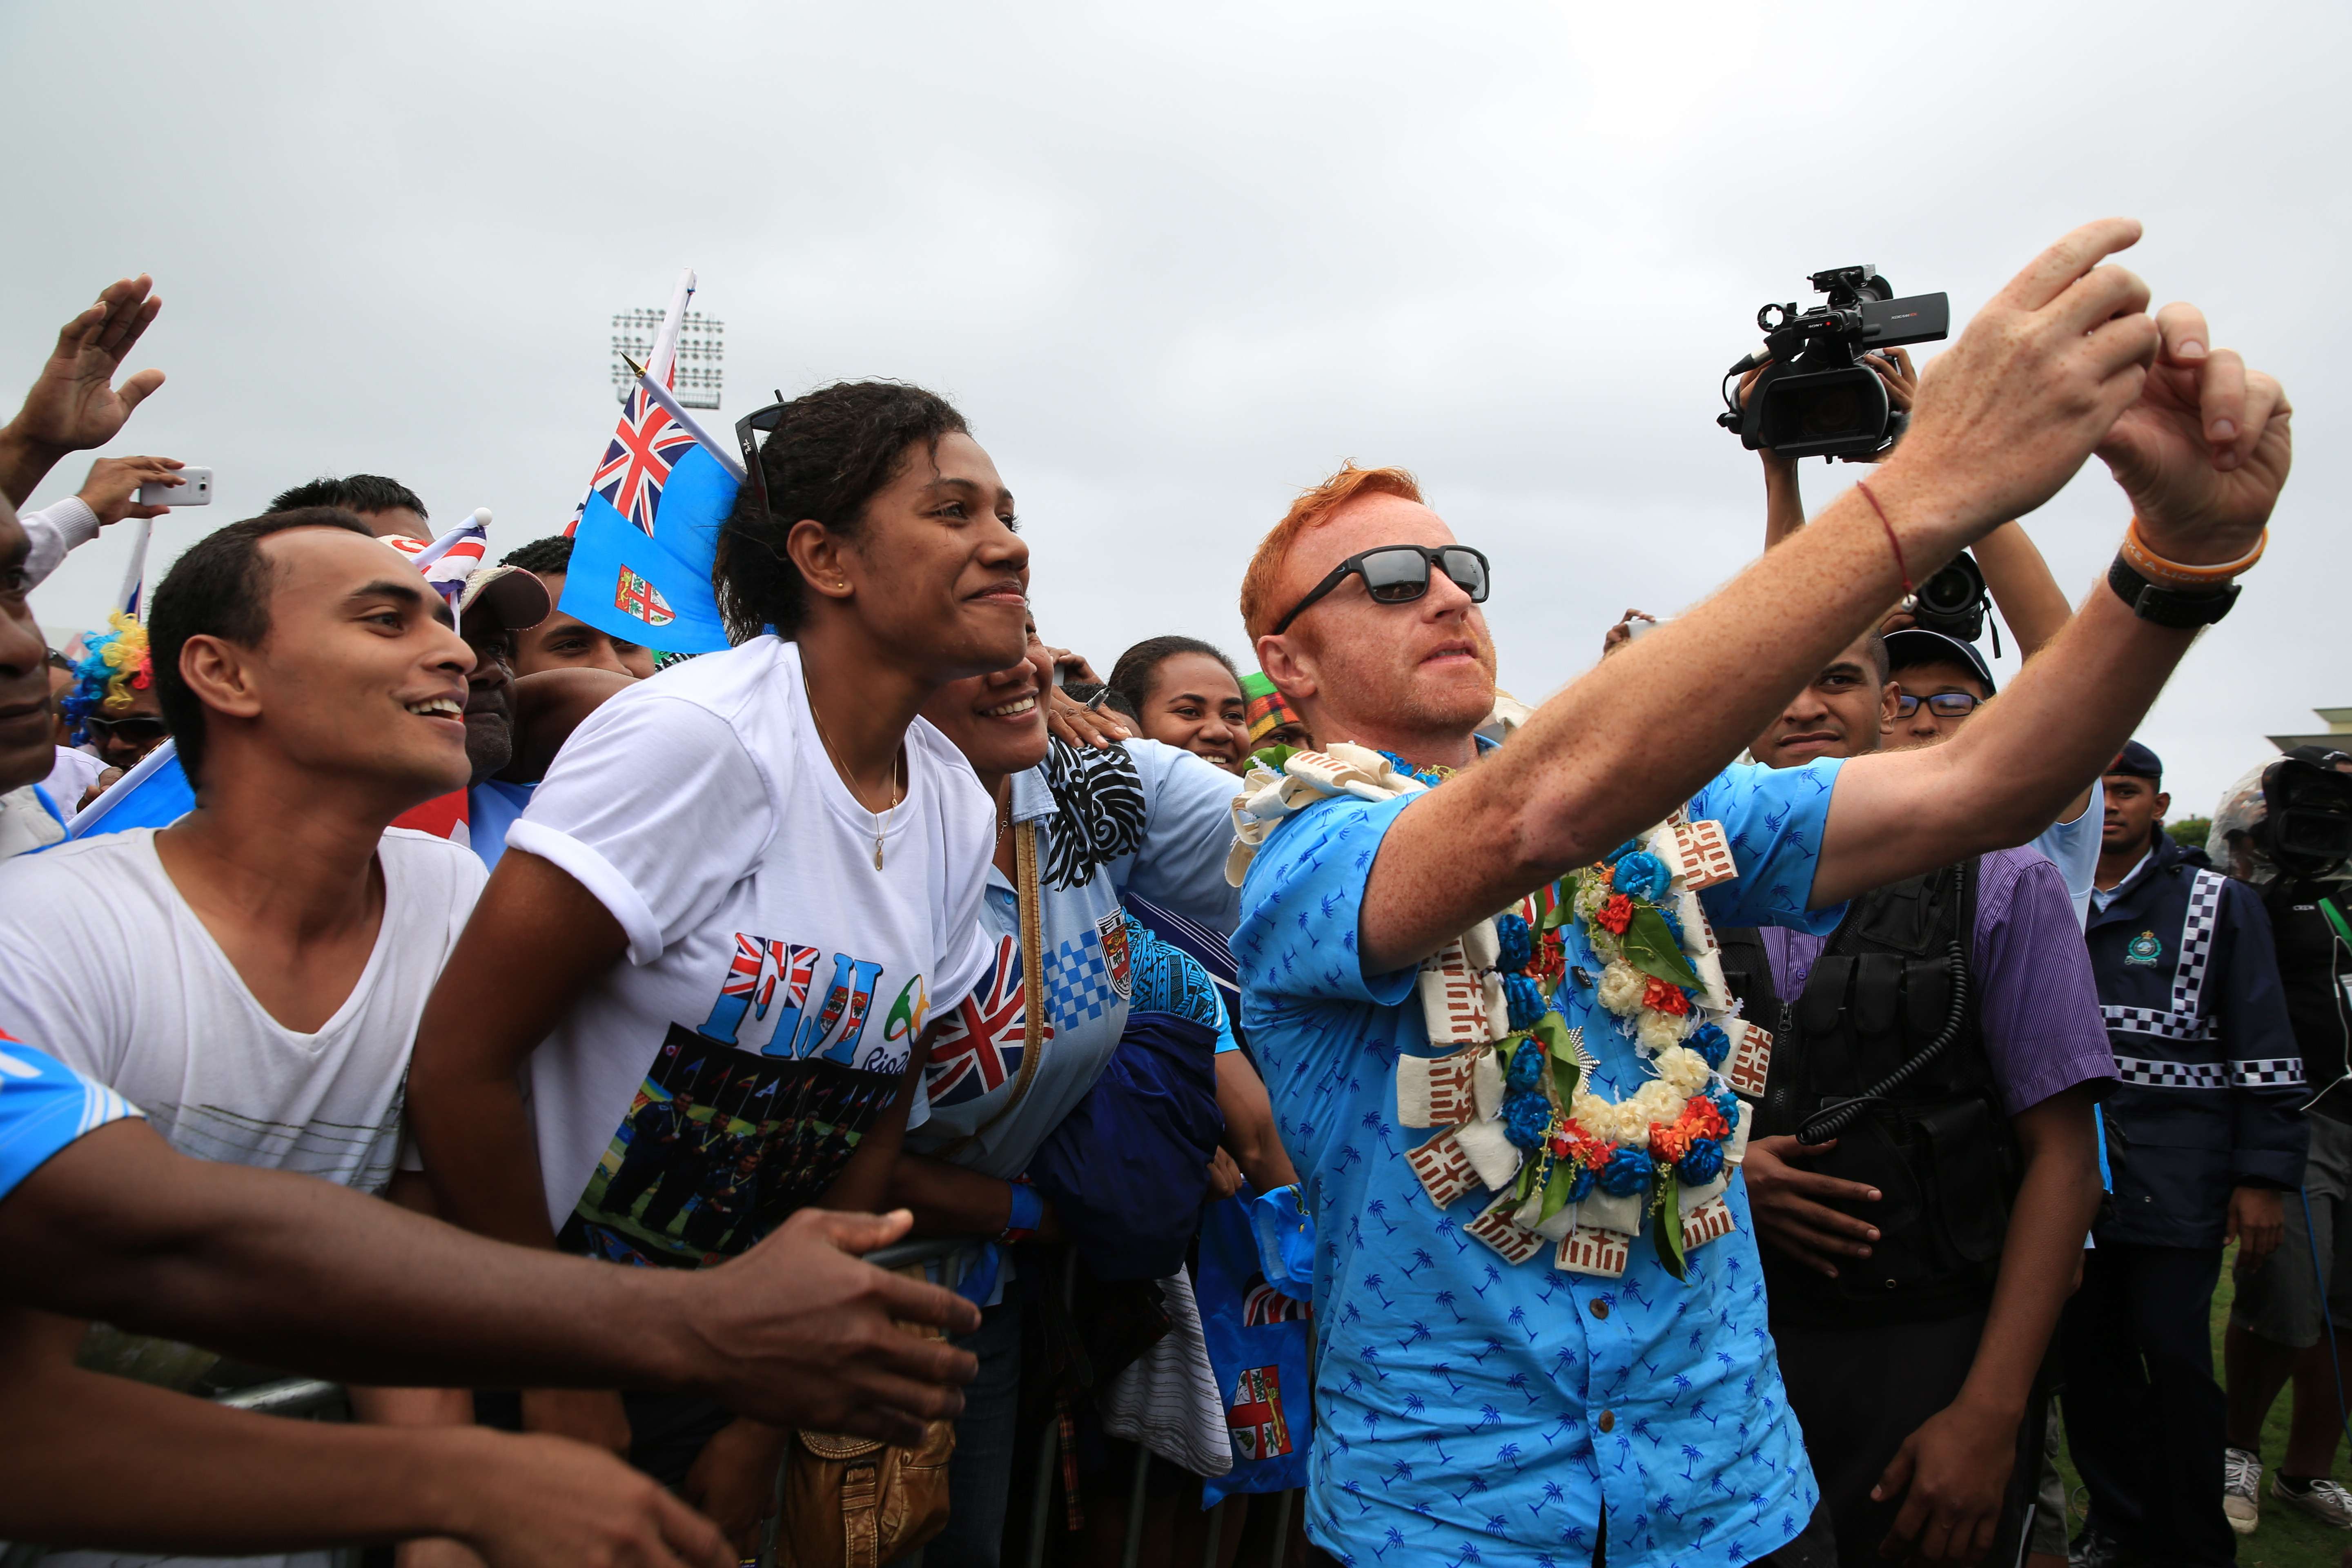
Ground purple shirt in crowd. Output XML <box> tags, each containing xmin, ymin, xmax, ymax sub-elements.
<box><xmin>1760</xmin><ymin>846</ymin><xmax>2116</xmax><ymax>1115</ymax></box>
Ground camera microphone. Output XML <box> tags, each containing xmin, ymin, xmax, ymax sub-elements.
<box><xmin>1727</xmin><ymin>345</ymin><xmax>1772</xmax><ymax>375</ymax></box>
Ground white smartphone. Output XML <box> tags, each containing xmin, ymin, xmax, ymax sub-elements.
<box><xmin>137</xmin><ymin>468</ymin><xmax>212</xmax><ymax>506</ymax></box>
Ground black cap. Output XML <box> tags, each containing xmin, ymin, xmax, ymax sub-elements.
<box><xmin>2108</xmin><ymin>740</ymin><xmax>2163</xmax><ymax>782</ymax></box>
<box><xmin>1883</xmin><ymin>628</ymin><xmax>1996</xmax><ymax>695</ymax></box>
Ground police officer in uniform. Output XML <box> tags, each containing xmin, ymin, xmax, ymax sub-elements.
<box><xmin>2218</xmin><ymin>750</ymin><xmax>2352</xmax><ymax>1529</ymax></box>
<box><xmin>2064</xmin><ymin>741</ymin><xmax>2303</xmax><ymax>1568</ymax></box>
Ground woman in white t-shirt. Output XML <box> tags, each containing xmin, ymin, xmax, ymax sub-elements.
<box><xmin>407</xmin><ymin>381</ymin><xmax>1025</xmax><ymax>1543</ymax></box>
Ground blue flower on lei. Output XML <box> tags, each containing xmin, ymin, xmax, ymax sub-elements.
<box><xmin>1613</xmin><ymin>850</ymin><xmax>1671</xmax><ymax>902</ymax></box>
<box><xmin>1494</xmin><ymin>912</ymin><xmax>1534</xmax><ymax>973</ymax></box>
<box><xmin>1597</xmin><ymin>1145</ymin><xmax>1653</xmax><ymax>1196</ymax></box>
<box><xmin>1689</xmin><ymin>1022</ymin><xmax>1731</xmax><ymax>1070</ymax></box>
<box><xmin>1375</xmin><ymin>751</ymin><xmax>1453</xmax><ymax>791</ymax></box>
<box><xmin>1710</xmin><ymin>1085</ymin><xmax>1742</xmax><ymax>1127</ymax></box>
<box><xmin>1502</xmin><ymin>1091</ymin><xmax>1553</xmax><ymax>1150</ymax></box>
<box><xmin>1504</xmin><ymin>973</ymin><xmax>1547</xmax><ymax>1031</ymax></box>
<box><xmin>1505</xmin><ymin>1042</ymin><xmax>1546</xmax><ymax>1092</ymax></box>
<box><xmin>1677</xmin><ymin>1136</ymin><xmax>1724</xmax><ymax>1185</ymax></box>
<box><xmin>1565</xmin><ymin>1160</ymin><xmax>1597</xmax><ymax>1202</ymax></box>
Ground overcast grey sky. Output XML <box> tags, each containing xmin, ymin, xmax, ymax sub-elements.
<box><xmin>6</xmin><ymin>0</ymin><xmax>2344</xmax><ymax>817</ymax></box>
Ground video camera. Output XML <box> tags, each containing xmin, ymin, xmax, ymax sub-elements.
<box><xmin>1911</xmin><ymin>551</ymin><xmax>1990</xmax><ymax>645</ymax></box>
<box><xmin>2259</xmin><ymin>756</ymin><xmax>2352</xmax><ymax>876</ymax></box>
<box><xmin>1717</xmin><ymin>265</ymin><xmax>1950</xmax><ymax>462</ymax></box>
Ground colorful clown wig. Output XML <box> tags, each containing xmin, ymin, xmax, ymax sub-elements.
<box><xmin>63</xmin><ymin>612</ymin><xmax>155</xmax><ymax>742</ymax></box>
<box><xmin>1241</xmin><ymin>671</ymin><xmax>1307</xmax><ymax>748</ymax></box>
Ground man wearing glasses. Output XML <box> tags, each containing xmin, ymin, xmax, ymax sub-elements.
<box><xmin>1885</xmin><ymin>629</ymin><xmax>1996</xmax><ymax>747</ymax></box>
<box><xmin>1227</xmin><ymin>222</ymin><xmax>2289</xmax><ymax>1568</ymax></box>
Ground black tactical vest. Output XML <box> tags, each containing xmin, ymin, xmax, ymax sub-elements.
<box><xmin>1719</xmin><ymin>860</ymin><xmax>2022</xmax><ymax>1327</ymax></box>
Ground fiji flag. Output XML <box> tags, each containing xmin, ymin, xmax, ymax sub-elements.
<box><xmin>558</xmin><ymin>396</ymin><xmax>737</xmax><ymax>656</ymax></box>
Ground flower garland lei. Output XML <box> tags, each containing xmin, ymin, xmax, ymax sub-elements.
<box><xmin>1226</xmin><ymin>742</ymin><xmax>1773</xmax><ymax>1281</ymax></box>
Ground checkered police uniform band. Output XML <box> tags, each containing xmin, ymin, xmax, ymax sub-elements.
<box><xmin>2103</xmin><ymin>869</ymin><xmax>2228</xmax><ymax>1044</ymax></box>
<box><xmin>2110</xmin><ymin>1056</ymin><xmax>2305</xmax><ymax>1090</ymax></box>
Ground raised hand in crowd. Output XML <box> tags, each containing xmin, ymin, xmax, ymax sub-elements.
<box><xmin>0</xmin><ymin>274</ymin><xmax>166</xmax><ymax>506</ymax></box>
<box><xmin>2092</xmin><ymin>298</ymin><xmax>2290</xmax><ymax>550</ymax></box>
<box><xmin>77</xmin><ymin>453</ymin><xmax>188</xmax><ymax>526</ymax></box>
<box><xmin>1027</xmin><ymin>621</ymin><xmax>1132</xmax><ymax>749</ymax></box>
<box><xmin>1599</xmin><ymin>607</ymin><xmax>1655</xmax><ymax>659</ymax></box>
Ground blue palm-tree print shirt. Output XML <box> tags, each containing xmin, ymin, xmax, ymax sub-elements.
<box><xmin>1235</xmin><ymin>759</ymin><xmax>1844</xmax><ymax>1567</ymax></box>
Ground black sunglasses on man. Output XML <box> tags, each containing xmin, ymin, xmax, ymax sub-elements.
<box><xmin>1270</xmin><ymin>545</ymin><xmax>1491</xmax><ymax>636</ymax></box>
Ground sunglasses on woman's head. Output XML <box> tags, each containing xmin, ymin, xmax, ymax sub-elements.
<box><xmin>734</xmin><ymin>394</ymin><xmax>788</xmax><ymax>526</ymax></box>
<box><xmin>1270</xmin><ymin>545</ymin><xmax>1492</xmax><ymax>636</ymax></box>
<box><xmin>1893</xmin><ymin>692</ymin><xmax>1981</xmax><ymax>719</ymax></box>
<box><xmin>82</xmin><ymin>715</ymin><xmax>167</xmax><ymax>742</ymax></box>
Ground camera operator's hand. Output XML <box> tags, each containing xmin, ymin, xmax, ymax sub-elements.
<box><xmin>1876</xmin><ymin>219</ymin><xmax>2157</xmax><ymax>537</ymax></box>
<box><xmin>1863</xmin><ymin>347</ymin><xmax>1918</xmax><ymax>415</ymax></box>
<box><xmin>2095</xmin><ymin>302</ymin><xmax>2290</xmax><ymax>565</ymax></box>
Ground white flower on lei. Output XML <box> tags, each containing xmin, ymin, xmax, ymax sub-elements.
<box><xmin>1596</xmin><ymin>959</ymin><xmax>1646</xmax><ymax>1018</ymax></box>
<box><xmin>1628</xmin><ymin>1077</ymin><xmax>1685</xmax><ymax>1127</ymax></box>
<box><xmin>1571</xmin><ymin>1089</ymin><xmax>1648</xmax><ymax>1145</ymax></box>
<box><xmin>1637</xmin><ymin>1010</ymin><xmax>1690</xmax><ymax>1054</ymax></box>
<box><xmin>1654</xmin><ymin>1045</ymin><xmax>1712</xmax><ymax>1098</ymax></box>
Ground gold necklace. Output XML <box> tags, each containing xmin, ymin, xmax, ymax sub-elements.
<box><xmin>801</xmin><ymin>664</ymin><xmax>905</xmax><ymax>870</ymax></box>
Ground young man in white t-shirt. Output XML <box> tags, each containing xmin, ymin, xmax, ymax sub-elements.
<box><xmin>0</xmin><ymin>509</ymin><xmax>490</xmax><ymax>1568</ymax></box>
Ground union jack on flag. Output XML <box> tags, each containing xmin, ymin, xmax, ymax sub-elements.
<box><xmin>383</xmin><ymin>517</ymin><xmax>489</xmax><ymax>609</ymax></box>
<box><xmin>925</xmin><ymin>935</ymin><xmax>1050</xmax><ymax>1107</ymax></box>
<box><xmin>575</xmin><ymin>384</ymin><xmax>698</xmax><ymax>537</ymax></box>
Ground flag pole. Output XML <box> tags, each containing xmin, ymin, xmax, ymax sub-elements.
<box><xmin>624</xmin><ymin>353</ymin><xmax>748</xmax><ymax>481</ymax></box>
<box><xmin>405</xmin><ymin>509</ymin><xmax>493</xmax><ymax>571</ymax></box>
<box><xmin>647</xmin><ymin>267</ymin><xmax>697</xmax><ymax>387</ymax></box>
<box><xmin>114</xmin><ymin>519</ymin><xmax>151</xmax><ymax>621</ymax></box>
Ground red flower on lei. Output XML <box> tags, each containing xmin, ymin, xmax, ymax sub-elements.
<box><xmin>1642</xmin><ymin>976</ymin><xmax>1690</xmax><ymax>1016</ymax></box>
<box><xmin>1595</xmin><ymin>894</ymin><xmax>1634</xmax><ymax>934</ymax></box>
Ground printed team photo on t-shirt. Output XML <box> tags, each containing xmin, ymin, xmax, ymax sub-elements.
<box><xmin>560</xmin><ymin>931</ymin><xmax>934</xmax><ymax>1270</ymax></box>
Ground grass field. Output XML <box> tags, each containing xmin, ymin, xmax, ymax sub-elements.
<box><xmin>2048</xmin><ymin>1245</ymin><xmax>2352</xmax><ymax>1568</ymax></box>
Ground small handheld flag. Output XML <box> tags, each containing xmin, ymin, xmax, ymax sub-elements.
<box><xmin>552</xmin><ymin>269</ymin><xmax>742</xmax><ymax>656</ymax></box>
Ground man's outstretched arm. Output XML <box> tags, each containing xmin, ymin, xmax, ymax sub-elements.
<box><xmin>0</xmin><ymin>1306</ymin><xmax>729</xmax><ymax>1568</ymax></box>
<box><xmin>1811</xmin><ymin>299</ymin><xmax>2288</xmax><ymax>906</ymax></box>
<box><xmin>1359</xmin><ymin>218</ymin><xmax>2164</xmax><ymax>972</ymax></box>
<box><xmin>0</xmin><ymin>1118</ymin><xmax>976</xmax><ymax>1444</ymax></box>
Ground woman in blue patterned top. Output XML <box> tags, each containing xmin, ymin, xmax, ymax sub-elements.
<box><xmin>890</xmin><ymin>627</ymin><xmax>1243</xmax><ymax>1568</ymax></box>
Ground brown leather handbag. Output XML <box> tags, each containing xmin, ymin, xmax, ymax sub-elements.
<box><xmin>776</xmin><ymin>824</ymin><xmax>1048</xmax><ymax>1566</ymax></box>
<box><xmin>774</xmin><ymin>1345</ymin><xmax>958</xmax><ymax>1568</ymax></box>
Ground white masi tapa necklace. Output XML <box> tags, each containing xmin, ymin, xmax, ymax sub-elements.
<box><xmin>802</xmin><ymin>666</ymin><xmax>905</xmax><ymax>870</ymax></box>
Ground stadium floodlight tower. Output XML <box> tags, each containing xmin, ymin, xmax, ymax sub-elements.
<box><xmin>610</xmin><ymin>307</ymin><xmax>724</xmax><ymax>410</ymax></box>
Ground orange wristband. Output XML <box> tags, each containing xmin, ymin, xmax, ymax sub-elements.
<box><xmin>2121</xmin><ymin>517</ymin><xmax>2266</xmax><ymax>587</ymax></box>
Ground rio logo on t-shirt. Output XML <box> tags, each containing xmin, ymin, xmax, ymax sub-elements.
<box><xmin>558</xmin><ymin>931</ymin><xmax>927</xmax><ymax>1272</ymax></box>
<box><xmin>697</xmin><ymin>933</ymin><xmax>929</xmax><ymax>1068</ymax></box>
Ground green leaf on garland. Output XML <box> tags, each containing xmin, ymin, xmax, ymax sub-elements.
<box><xmin>1249</xmin><ymin>744</ymin><xmax>1298</xmax><ymax>775</ymax></box>
<box><xmin>1532</xmin><ymin>1013</ymin><xmax>1580</xmax><ymax>1108</ymax></box>
<box><xmin>1539</xmin><ymin>896</ymin><xmax>1579</xmax><ymax>932</ymax></box>
<box><xmin>1653</xmin><ymin>1167</ymin><xmax>1687</xmax><ymax>1281</ymax></box>
<box><xmin>1513</xmin><ymin>1146</ymin><xmax>1541</xmax><ymax>1203</ymax></box>
<box><xmin>1620</xmin><ymin>905</ymin><xmax>1702</xmax><ymax>989</ymax></box>
<box><xmin>1540</xmin><ymin>1148</ymin><xmax>1579</xmax><ymax>1221</ymax></box>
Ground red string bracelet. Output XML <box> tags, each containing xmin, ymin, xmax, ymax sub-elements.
<box><xmin>1854</xmin><ymin>479</ymin><xmax>1912</xmax><ymax>597</ymax></box>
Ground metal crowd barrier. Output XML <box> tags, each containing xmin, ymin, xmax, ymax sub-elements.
<box><xmin>11</xmin><ymin>1236</ymin><xmax>1300</xmax><ymax>1568</ymax></box>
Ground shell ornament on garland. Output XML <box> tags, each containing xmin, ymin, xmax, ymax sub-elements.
<box><xmin>1226</xmin><ymin>742</ymin><xmax>1776</xmax><ymax>1282</ymax></box>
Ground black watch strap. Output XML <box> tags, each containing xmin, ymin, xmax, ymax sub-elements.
<box><xmin>2107</xmin><ymin>555</ymin><xmax>2239</xmax><ymax>628</ymax></box>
